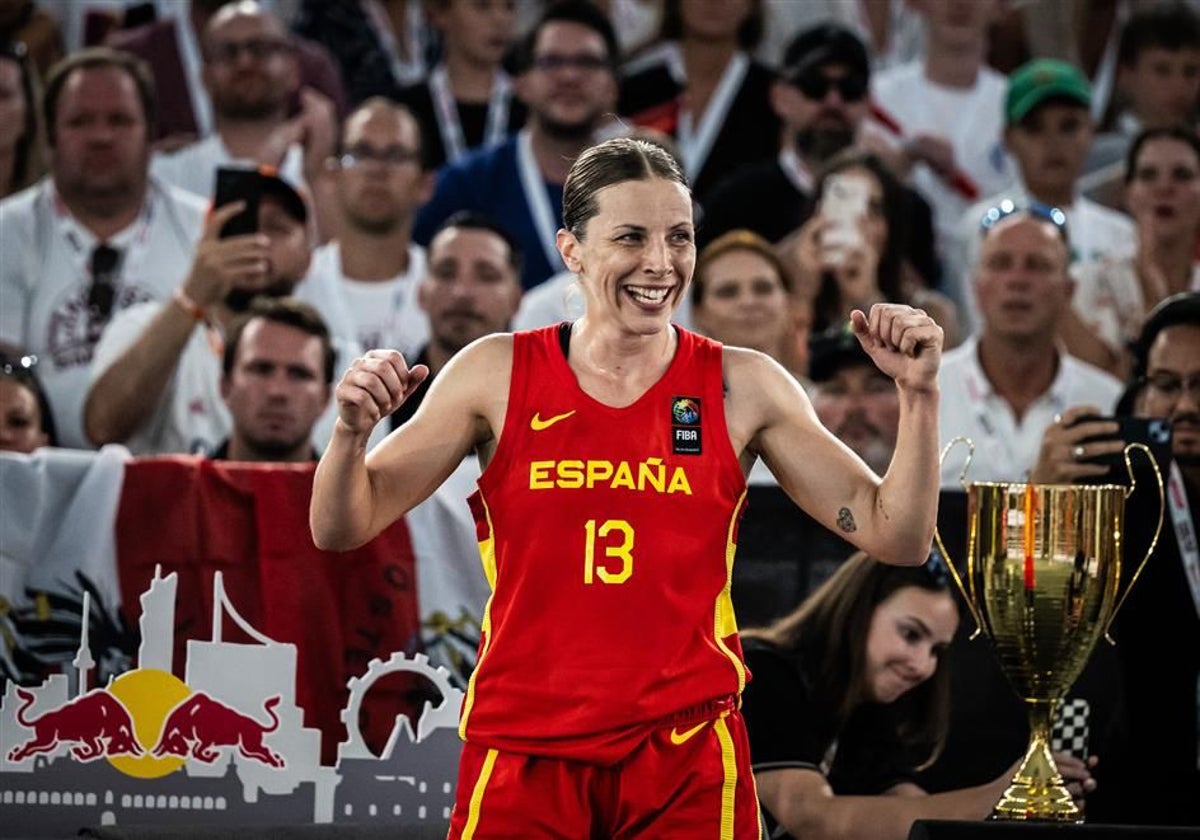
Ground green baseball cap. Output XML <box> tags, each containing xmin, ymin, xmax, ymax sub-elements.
<box><xmin>1005</xmin><ymin>59</ymin><xmax>1091</xmax><ymax>125</ymax></box>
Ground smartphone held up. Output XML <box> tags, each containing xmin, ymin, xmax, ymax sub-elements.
<box><xmin>819</xmin><ymin>172</ymin><xmax>870</xmax><ymax>267</ymax></box>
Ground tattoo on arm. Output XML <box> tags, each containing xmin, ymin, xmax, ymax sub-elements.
<box><xmin>837</xmin><ymin>507</ymin><xmax>857</xmax><ymax>533</ymax></box>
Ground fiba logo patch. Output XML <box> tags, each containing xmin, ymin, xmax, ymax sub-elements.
<box><xmin>47</xmin><ymin>284</ymin><xmax>154</xmax><ymax>368</ymax></box>
<box><xmin>671</xmin><ymin>396</ymin><xmax>701</xmax><ymax>455</ymax></box>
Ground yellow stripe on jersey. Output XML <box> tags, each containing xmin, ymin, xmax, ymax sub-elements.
<box><xmin>715</xmin><ymin>713</ymin><xmax>737</xmax><ymax>840</ymax></box>
<box><xmin>460</xmin><ymin>491</ymin><xmax>499</xmax><ymax>740</ymax></box>
<box><xmin>713</xmin><ymin>488</ymin><xmax>749</xmax><ymax>693</ymax></box>
<box><xmin>461</xmin><ymin>747</ymin><xmax>498</xmax><ymax>840</ymax></box>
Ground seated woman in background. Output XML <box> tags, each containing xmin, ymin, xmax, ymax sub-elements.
<box><xmin>740</xmin><ymin>551</ymin><xmax>1096</xmax><ymax>840</ymax></box>
<box><xmin>692</xmin><ymin>229</ymin><xmax>809</xmax><ymax>380</ymax></box>
<box><xmin>1068</xmin><ymin>127</ymin><xmax>1200</xmax><ymax>379</ymax></box>
<box><xmin>783</xmin><ymin>151</ymin><xmax>960</xmax><ymax>347</ymax></box>
<box><xmin>0</xmin><ymin>354</ymin><xmax>54</xmax><ymax>453</ymax></box>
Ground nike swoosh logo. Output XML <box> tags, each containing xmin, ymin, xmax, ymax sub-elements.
<box><xmin>530</xmin><ymin>410</ymin><xmax>576</xmax><ymax>431</ymax></box>
<box><xmin>669</xmin><ymin>721</ymin><xmax>709</xmax><ymax>746</ymax></box>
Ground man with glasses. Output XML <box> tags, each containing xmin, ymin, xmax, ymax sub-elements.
<box><xmin>936</xmin><ymin>203</ymin><xmax>1123</xmax><ymax>487</ymax></box>
<box><xmin>149</xmin><ymin>0</ymin><xmax>337</xmax><ymax>230</ymax></box>
<box><xmin>412</xmin><ymin>0</ymin><xmax>620</xmax><ymax>290</ymax></box>
<box><xmin>1103</xmin><ymin>292</ymin><xmax>1200</xmax><ymax>825</ymax></box>
<box><xmin>948</xmin><ymin>59</ymin><xmax>1137</xmax><ymax>335</ymax></box>
<box><xmin>108</xmin><ymin>0</ymin><xmax>346</xmax><ymax>145</ymax></box>
<box><xmin>0</xmin><ymin>48</ymin><xmax>206</xmax><ymax>449</ymax></box>
<box><xmin>296</xmin><ymin>98</ymin><xmax>433</xmax><ymax>361</ymax></box>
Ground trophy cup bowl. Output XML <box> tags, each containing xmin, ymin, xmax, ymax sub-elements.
<box><xmin>936</xmin><ymin>441</ymin><xmax>1164</xmax><ymax>822</ymax></box>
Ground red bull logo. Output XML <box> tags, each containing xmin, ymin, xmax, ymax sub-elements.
<box><xmin>151</xmin><ymin>692</ymin><xmax>284</xmax><ymax>768</ymax></box>
<box><xmin>8</xmin><ymin>687</ymin><xmax>143</xmax><ymax>763</ymax></box>
<box><xmin>7</xmin><ymin>670</ymin><xmax>286</xmax><ymax>776</ymax></box>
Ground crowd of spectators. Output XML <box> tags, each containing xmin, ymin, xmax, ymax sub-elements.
<box><xmin>1</xmin><ymin>0</ymin><xmax>1198</xmax><ymax>832</ymax></box>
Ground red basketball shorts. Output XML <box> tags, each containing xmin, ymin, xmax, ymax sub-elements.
<box><xmin>447</xmin><ymin>707</ymin><xmax>763</xmax><ymax>839</ymax></box>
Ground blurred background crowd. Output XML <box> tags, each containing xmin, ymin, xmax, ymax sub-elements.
<box><xmin>0</xmin><ymin>0</ymin><xmax>1198</xmax><ymax>833</ymax></box>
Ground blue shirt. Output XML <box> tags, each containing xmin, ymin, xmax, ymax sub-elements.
<box><xmin>414</xmin><ymin>136</ymin><xmax>565</xmax><ymax>290</ymax></box>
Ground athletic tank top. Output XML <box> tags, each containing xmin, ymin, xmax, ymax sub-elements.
<box><xmin>459</xmin><ymin>324</ymin><xmax>749</xmax><ymax>763</ymax></box>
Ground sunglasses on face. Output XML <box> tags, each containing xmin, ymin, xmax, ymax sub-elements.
<box><xmin>978</xmin><ymin>199</ymin><xmax>1069</xmax><ymax>243</ymax></box>
<box><xmin>791</xmin><ymin>71</ymin><xmax>868</xmax><ymax>103</ymax></box>
<box><xmin>87</xmin><ymin>244</ymin><xmax>121</xmax><ymax>326</ymax></box>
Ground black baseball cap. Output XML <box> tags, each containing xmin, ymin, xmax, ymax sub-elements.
<box><xmin>782</xmin><ymin>23</ymin><xmax>870</xmax><ymax>84</ymax></box>
<box><xmin>808</xmin><ymin>322</ymin><xmax>872</xmax><ymax>382</ymax></box>
<box><xmin>257</xmin><ymin>166</ymin><xmax>308</xmax><ymax>225</ymax></box>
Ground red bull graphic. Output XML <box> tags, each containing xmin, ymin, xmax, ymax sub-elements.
<box><xmin>8</xmin><ymin>687</ymin><xmax>143</xmax><ymax>763</ymax></box>
<box><xmin>151</xmin><ymin>692</ymin><xmax>284</xmax><ymax>768</ymax></box>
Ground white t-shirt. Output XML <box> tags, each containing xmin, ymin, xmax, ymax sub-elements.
<box><xmin>150</xmin><ymin>134</ymin><xmax>306</xmax><ymax>199</ymax></box>
<box><xmin>295</xmin><ymin>241</ymin><xmax>429</xmax><ymax>359</ymax></box>
<box><xmin>0</xmin><ymin>178</ymin><xmax>206</xmax><ymax>448</ymax></box>
<box><xmin>937</xmin><ymin>336</ymin><xmax>1124</xmax><ymax>487</ymax></box>
<box><xmin>948</xmin><ymin>187</ymin><xmax>1138</xmax><ymax>335</ymax></box>
<box><xmin>872</xmin><ymin>62</ymin><xmax>1015</xmax><ymax>250</ymax></box>
<box><xmin>88</xmin><ymin>301</ymin><xmax>379</xmax><ymax>457</ymax></box>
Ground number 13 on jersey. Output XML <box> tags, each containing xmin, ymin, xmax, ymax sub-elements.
<box><xmin>584</xmin><ymin>519</ymin><xmax>634</xmax><ymax>584</ymax></box>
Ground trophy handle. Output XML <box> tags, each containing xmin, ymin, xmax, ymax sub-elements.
<box><xmin>1103</xmin><ymin>442</ymin><xmax>1165</xmax><ymax>643</ymax></box>
<box><xmin>934</xmin><ymin>437</ymin><xmax>985</xmax><ymax>637</ymax></box>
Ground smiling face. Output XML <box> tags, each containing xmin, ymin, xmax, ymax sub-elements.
<box><xmin>694</xmin><ymin>247</ymin><xmax>790</xmax><ymax>356</ymax></box>
<box><xmin>864</xmin><ymin>585</ymin><xmax>958</xmax><ymax>704</ymax></box>
<box><xmin>558</xmin><ymin>177</ymin><xmax>696</xmax><ymax>335</ymax></box>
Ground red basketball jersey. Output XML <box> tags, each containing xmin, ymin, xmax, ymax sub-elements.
<box><xmin>460</xmin><ymin>325</ymin><xmax>750</xmax><ymax>763</ymax></box>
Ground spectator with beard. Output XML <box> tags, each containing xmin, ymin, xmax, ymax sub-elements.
<box><xmin>391</xmin><ymin>211</ymin><xmax>524</xmax><ymax>428</ymax></box>
<box><xmin>412</xmin><ymin>0</ymin><xmax>620</xmax><ymax>290</ymax></box>
<box><xmin>84</xmin><ymin>171</ymin><xmax>353</xmax><ymax>455</ymax></box>
<box><xmin>698</xmin><ymin>24</ymin><xmax>940</xmax><ymax>292</ymax></box>
<box><xmin>108</xmin><ymin>0</ymin><xmax>347</xmax><ymax>146</ymax></box>
<box><xmin>149</xmin><ymin>1</ymin><xmax>338</xmax><ymax>235</ymax></box>
<box><xmin>1103</xmin><ymin>292</ymin><xmax>1200</xmax><ymax>825</ymax></box>
<box><xmin>0</xmin><ymin>48</ymin><xmax>206</xmax><ymax>449</ymax></box>
<box><xmin>210</xmin><ymin>296</ymin><xmax>333</xmax><ymax>462</ymax></box>
<box><xmin>297</xmin><ymin>98</ymin><xmax>433</xmax><ymax>361</ymax></box>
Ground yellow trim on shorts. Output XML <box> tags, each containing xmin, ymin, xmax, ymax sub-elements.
<box><xmin>713</xmin><ymin>489</ymin><xmax>748</xmax><ymax>692</ymax></box>
<box><xmin>461</xmin><ymin>747</ymin><xmax>498</xmax><ymax>840</ymax></box>
<box><xmin>715</xmin><ymin>713</ymin><xmax>737</xmax><ymax>840</ymax></box>
<box><xmin>460</xmin><ymin>493</ymin><xmax>498</xmax><ymax>739</ymax></box>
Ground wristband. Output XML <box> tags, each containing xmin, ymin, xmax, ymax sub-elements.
<box><xmin>172</xmin><ymin>287</ymin><xmax>206</xmax><ymax>322</ymax></box>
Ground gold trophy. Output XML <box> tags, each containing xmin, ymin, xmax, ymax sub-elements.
<box><xmin>935</xmin><ymin>440</ymin><xmax>1164</xmax><ymax>822</ymax></box>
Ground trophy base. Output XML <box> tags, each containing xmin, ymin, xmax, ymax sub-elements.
<box><xmin>990</xmin><ymin>740</ymin><xmax>1081</xmax><ymax>823</ymax></box>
